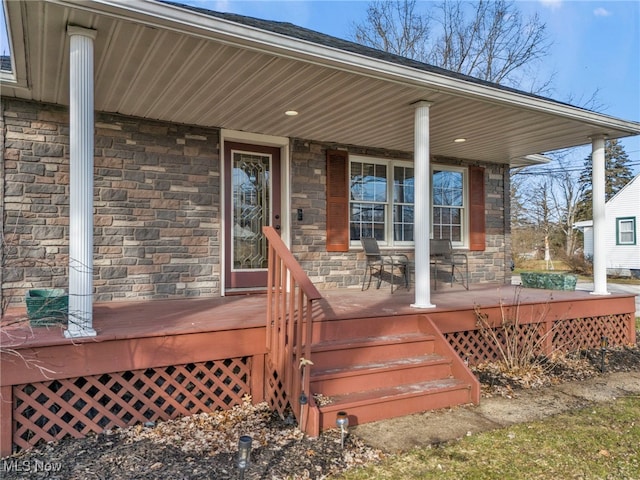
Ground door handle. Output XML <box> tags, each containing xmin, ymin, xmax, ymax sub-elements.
<box><xmin>275</xmin><ymin>225</ymin><xmax>281</xmax><ymax>230</ymax></box>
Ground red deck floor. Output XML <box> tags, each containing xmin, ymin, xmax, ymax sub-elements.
<box><xmin>2</xmin><ymin>283</ymin><xmax>632</xmax><ymax>350</ymax></box>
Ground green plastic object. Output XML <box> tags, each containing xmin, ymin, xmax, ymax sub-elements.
<box><xmin>26</xmin><ymin>289</ymin><xmax>69</xmax><ymax>325</ymax></box>
<box><xmin>520</xmin><ymin>272</ymin><xmax>577</xmax><ymax>291</ymax></box>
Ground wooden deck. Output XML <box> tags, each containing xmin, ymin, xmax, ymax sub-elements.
<box><xmin>1</xmin><ymin>282</ymin><xmax>636</xmax><ymax>456</ymax></box>
<box><xmin>2</xmin><ymin>282</ymin><xmax>635</xmax><ymax>351</ymax></box>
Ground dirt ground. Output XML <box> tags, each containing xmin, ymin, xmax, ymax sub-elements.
<box><xmin>2</xmin><ymin>345</ymin><xmax>639</xmax><ymax>480</ymax></box>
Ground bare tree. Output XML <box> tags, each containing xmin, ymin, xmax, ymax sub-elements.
<box><xmin>433</xmin><ymin>0</ymin><xmax>551</xmax><ymax>91</ymax></box>
<box><xmin>512</xmin><ymin>151</ymin><xmax>588</xmax><ymax>266</ymax></box>
<box><xmin>353</xmin><ymin>0</ymin><xmax>432</xmax><ymax>61</ymax></box>
<box><xmin>548</xmin><ymin>160</ymin><xmax>585</xmax><ymax>258</ymax></box>
<box><xmin>352</xmin><ymin>0</ymin><xmax>553</xmax><ymax>92</ymax></box>
<box><xmin>530</xmin><ymin>178</ymin><xmax>555</xmax><ymax>268</ymax></box>
<box><xmin>510</xmin><ymin>173</ymin><xmax>530</xmax><ymax>230</ymax></box>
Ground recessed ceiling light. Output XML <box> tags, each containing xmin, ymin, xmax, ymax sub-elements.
<box><xmin>285</xmin><ymin>110</ymin><xmax>299</xmax><ymax>116</ymax></box>
<box><xmin>453</xmin><ymin>138</ymin><xmax>467</xmax><ymax>143</ymax></box>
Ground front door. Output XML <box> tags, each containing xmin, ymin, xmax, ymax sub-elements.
<box><xmin>224</xmin><ymin>142</ymin><xmax>281</xmax><ymax>290</ymax></box>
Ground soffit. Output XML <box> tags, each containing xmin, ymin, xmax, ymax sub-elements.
<box><xmin>3</xmin><ymin>0</ymin><xmax>639</xmax><ymax>164</ymax></box>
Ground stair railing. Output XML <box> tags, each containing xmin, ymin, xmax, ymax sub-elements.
<box><xmin>262</xmin><ymin>226</ymin><xmax>322</xmax><ymax>433</ymax></box>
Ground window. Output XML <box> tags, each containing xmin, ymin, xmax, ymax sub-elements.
<box><xmin>327</xmin><ymin>150</ymin><xmax>485</xmax><ymax>252</ymax></box>
<box><xmin>617</xmin><ymin>217</ymin><xmax>636</xmax><ymax>245</ymax></box>
<box><xmin>432</xmin><ymin>167</ymin><xmax>466</xmax><ymax>245</ymax></box>
<box><xmin>349</xmin><ymin>157</ymin><xmax>414</xmax><ymax>245</ymax></box>
<box><xmin>393</xmin><ymin>165</ymin><xmax>415</xmax><ymax>242</ymax></box>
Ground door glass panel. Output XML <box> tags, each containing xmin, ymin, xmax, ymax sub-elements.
<box><xmin>232</xmin><ymin>152</ymin><xmax>270</xmax><ymax>270</ymax></box>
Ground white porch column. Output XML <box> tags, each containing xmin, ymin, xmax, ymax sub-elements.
<box><xmin>65</xmin><ymin>26</ymin><xmax>97</xmax><ymax>338</ymax></box>
<box><xmin>412</xmin><ymin>101</ymin><xmax>435</xmax><ymax>308</ymax></box>
<box><xmin>591</xmin><ymin>135</ymin><xmax>609</xmax><ymax>296</ymax></box>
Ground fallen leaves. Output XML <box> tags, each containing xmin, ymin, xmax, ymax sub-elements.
<box><xmin>471</xmin><ymin>345</ymin><xmax>640</xmax><ymax>398</ymax></box>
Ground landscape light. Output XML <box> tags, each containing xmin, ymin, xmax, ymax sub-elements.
<box><xmin>237</xmin><ymin>435</ymin><xmax>252</xmax><ymax>480</ymax></box>
<box><xmin>299</xmin><ymin>392</ymin><xmax>308</xmax><ymax>430</ymax></box>
<box><xmin>336</xmin><ymin>411</ymin><xmax>349</xmax><ymax>449</ymax></box>
<box><xmin>600</xmin><ymin>336</ymin><xmax>609</xmax><ymax>373</ymax></box>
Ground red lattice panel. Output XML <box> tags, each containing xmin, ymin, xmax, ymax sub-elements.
<box><xmin>264</xmin><ymin>358</ymin><xmax>288</xmax><ymax>418</ymax></box>
<box><xmin>445</xmin><ymin>330</ymin><xmax>497</xmax><ymax>365</ymax></box>
<box><xmin>445</xmin><ymin>322</ymin><xmax>542</xmax><ymax>365</ymax></box>
<box><xmin>445</xmin><ymin>313</ymin><xmax>632</xmax><ymax>365</ymax></box>
<box><xmin>13</xmin><ymin>358</ymin><xmax>250</xmax><ymax>451</ymax></box>
<box><xmin>552</xmin><ymin>314</ymin><xmax>632</xmax><ymax>351</ymax></box>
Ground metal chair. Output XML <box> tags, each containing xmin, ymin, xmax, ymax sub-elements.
<box><xmin>361</xmin><ymin>237</ymin><xmax>410</xmax><ymax>293</ymax></box>
<box><xmin>430</xmin><ymin>239</ymin><xmax>469</xmax><ymax>290</ymax></box>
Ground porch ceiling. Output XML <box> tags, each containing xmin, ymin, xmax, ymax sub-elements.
<box><xmin>3</xmin><ymin>0</ymin><xmax>640</xmax><ymax>164</ymax></box>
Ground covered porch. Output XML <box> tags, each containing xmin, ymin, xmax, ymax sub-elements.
<box><xmin>3</xmin><ymin>0</ymin><xmax>640</xmax><ymax>338</ymax></box>
<box><xmin>1</xmin><ymin>0</ymin><xmax>639</xmax><ymax>456</ymax></box>
<box><xmin>1</xmin><ymin>282</ymin><xmax>635</xmax><ymax>455</ymax></box>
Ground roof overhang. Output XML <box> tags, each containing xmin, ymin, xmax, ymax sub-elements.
<box><xmin>510</xmin><ymin>154</ymin><xmax>552</xmax><ymax>169</ymax></box>
<box><xmin>3</xmin><ymin>0</ymin><xmax>640</xmax><ymax>166</ymax></box>
<box><xmin>573</xmin><ymin>220</ymin><xmax>594</xmax><ymax>229</ymax></box>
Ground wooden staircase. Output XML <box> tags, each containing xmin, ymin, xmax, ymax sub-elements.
<box><xmin>308</xmin><ymin>313</ymin><xmax>480</xmax><ymax>431</ymax></box>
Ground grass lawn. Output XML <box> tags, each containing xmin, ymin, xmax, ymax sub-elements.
<box><xmin>337</xmin><ymin>396</ymin><xmax>640</xmax><ymax>479</ymax></box>
<box><xmin>514</xmin><ymin>259</ymin><xmax>640</xmax><ymax>286</ymax></box>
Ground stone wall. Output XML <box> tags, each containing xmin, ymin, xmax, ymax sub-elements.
<box><xmin>2</xmin><ymin>99</ymin><xmax>220</xmax><ymax>307</ymax></box>
<box><xmin>288</xmin><ymin>140</ymin><xmax>511</xmax><ymax>289</ymax></box>
<box><xmin>289</xmin><ymin>140</ymin><xmax>414</xmax><ymax>289</ymax></box>
<box><xmin>471</xmin><ymin>162</ymin><xmax>511</xmax><ymax>284</ymax></box>
<box><xmin>2</xmin><ymin>98</ymin><xmax>510</xmax><ymax>309</ymax></box>
<box><xmin>3</xmin><ymin>100</ymin><xmax>70</xmax><ymax>309</ymax></box>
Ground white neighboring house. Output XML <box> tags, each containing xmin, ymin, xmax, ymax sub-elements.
<box><xmin>574</xmin><ymin>174</ymin><xmax>640</xmax><ymax>277</ymax></box>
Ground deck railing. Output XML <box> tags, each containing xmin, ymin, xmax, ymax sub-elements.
<box><xmin>262</xmin><ymin>226</ymin><xmax>322</xmax><ymax>434</ymax></box>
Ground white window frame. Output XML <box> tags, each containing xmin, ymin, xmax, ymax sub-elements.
<box><xmin>431</xmin><ymin>164</ymin><xmax>469</xmax><ymax>249</ymax></box>
<box><xmin>348</xmin><ymin>159</ymin><xmax>471</xmax><ymax>249</ymax></box>
<box><xmin>616</xmin><ymin>217</ymin><xmax>636</xmax><ymax>245</ymax></box>
<box><xmin>349</xmin><ymin>155</ymin><xmax>415</xmax><ymax>247</ymax></box>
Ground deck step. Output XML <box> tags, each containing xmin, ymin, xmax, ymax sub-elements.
<box><xmin>312</xmin><ymin>332</ymin><xmax>433</xmax><ymax>352</ymax></box>
<box><xmin>311</xmin><ymin>333</ymin><xmax>436</xmax><ymax>370</ymax></box>
<box><xmin>310</xmin><ymin>315</ymin><xmax>423</xmax><ymax>344</ymax></box>
<box><xmin>317</xmin><ymin>378</ymin><xmax>473</xmax><ymax>430</ymax></box>
<box><xmin>305</xmin><ymin>313</ymin><xmax>481</xmax><ymax>433</ymax></box>
<box><xmin>311</xmin><ymin>354</ymin><xmax>453</xmax><ymax>396</ymax></box>
<box><xmin>312</xmin><ymin>353</ymin><xmax>449</xmax><ymax>379</ymax></box>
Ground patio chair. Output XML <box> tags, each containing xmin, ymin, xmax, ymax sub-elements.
<box><xmin>430</xmin><ymin>239</ymin><xmax>469</xmax><ymax>290</ymax></box>
<box><xmin>361</xmin><ymin>237</ymin><xmax>410</xmax><ymax>293</ymax></box>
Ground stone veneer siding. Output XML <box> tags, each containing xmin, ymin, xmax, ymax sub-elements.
<box><xmin>2</xmin><ymin>99</ymin><xmax>220</xmax><ymax>307</ymax></box>
<box><xmin>2</xmin><ymin>98</ymin><xmax>511</xmax><ymax>309</ymax></box>
<box><xmin>288</xmin><ymin>139</ymin><xmax>512</xmax><ymax>289</ymax></box>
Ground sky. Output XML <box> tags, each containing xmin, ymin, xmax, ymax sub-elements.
<box><xmin>2</xmin><ymin>0</ymin><xmax>639</xmax><ymax>173</ymax></box>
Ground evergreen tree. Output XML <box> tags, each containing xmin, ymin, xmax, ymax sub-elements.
<box><xmin>575</xmin><ymin>139</ymin><xmax>634</xmax><ymax>221</ymax></box>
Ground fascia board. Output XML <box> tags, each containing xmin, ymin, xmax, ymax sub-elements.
<box><xmin>47</xmin><ymin>0</ymin><xmax>640</xmax><ymax>136</ymax></box>
<box><xmin>573</xmin><ymin>220</ymin><xmax>593</xmax><ymax>228</ymax></box>
<box><xmin>509</xmin><ymin>154</ymin><xmax>552</xmax><ymax>168</ymax></box>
